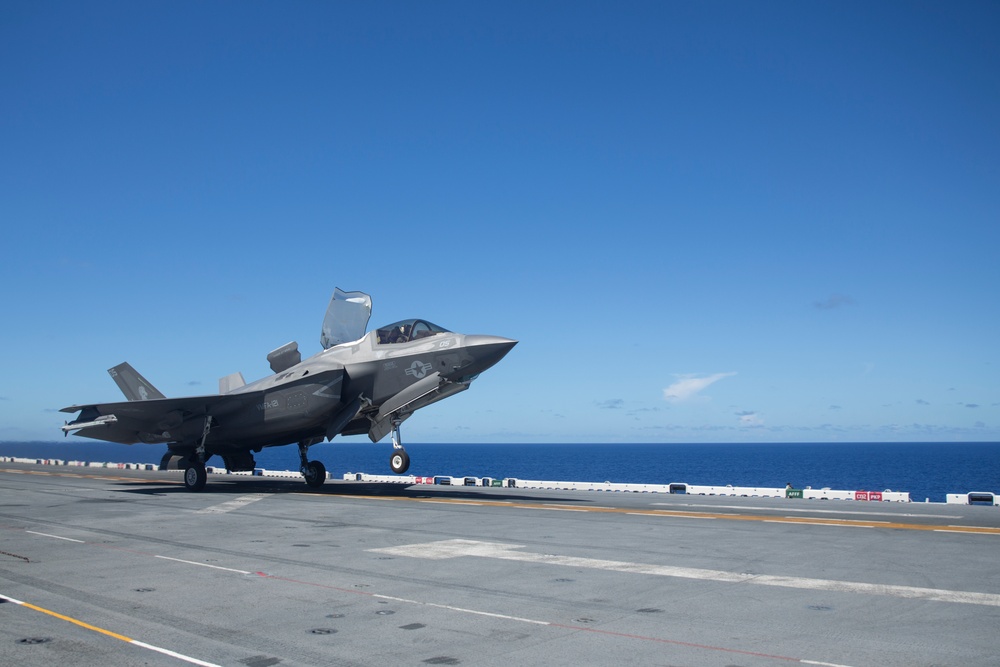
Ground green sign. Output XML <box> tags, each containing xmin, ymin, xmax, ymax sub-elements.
<box><xmin>786</xmin><ymin>488</ymin><xmax>803</xmax><ymax>499</ymax></box>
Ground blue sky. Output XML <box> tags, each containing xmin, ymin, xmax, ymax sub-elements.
<box><xmin>2</xmin><ymin>1</ymin><xmax>997</xmax><ymax>445</ymax></box>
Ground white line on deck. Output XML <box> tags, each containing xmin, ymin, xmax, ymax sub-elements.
<box><xmin>370</xmin><ymin>539</ymin><xmax>1000</xmax><ymax>607</ymax></box>
<box><xmin>195</xmin><ymin>494</ymin><xmax>271</xmax><ymax>514</ymax></box>
<box><xmin>372</xmin><ymin>593</ymin><xmax>550</xmax><ymax>625</ymax></box>
<box><xmin>154</xmin><ymin>555</ymin><xmax>252</xmax><ymax>574</ymax></box>
<box><xmin>627</xmin><ymin>512</ymin><xmax>716</xmax><ymax>519</ymax></box>
<box><xmin>25</xmin><ymin>530</ymin><xmax>85</xmax><ymax>543</ymax></box>
<box><xmin>0</xmin><ymin>592</ymin><xmax>222</xmax><ymax>667</ymax></box>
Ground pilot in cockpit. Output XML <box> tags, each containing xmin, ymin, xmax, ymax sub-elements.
<box><xmin>387</xmin><ymin>324</ymin><xmax>410</xmax><ymax>344</ymax></box>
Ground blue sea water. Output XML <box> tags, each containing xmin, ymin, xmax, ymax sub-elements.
<box><xmin>3</xmin><ymin>440</ymin><xmax>998</xmax><ymax>503</ymax></box>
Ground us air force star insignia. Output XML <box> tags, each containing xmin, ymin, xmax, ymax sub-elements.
<box><xmin>405</xmin><ymin>360</ymin><xmax>433</xmax><ymax>379</ymax></box>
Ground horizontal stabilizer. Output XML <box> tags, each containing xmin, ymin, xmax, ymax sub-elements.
<box><xmin>108</xmin><ymin>363</ymin><xmax>166</xmax><ymax>401</ymax></box>
<box><xmin>219</xmin><ymin>372</ymin><xmax>246</xmax><ymax>394</ymax></box>
<box><xmin>267</xmin><ymin>341</ymin><xmax>301</xmax><ymax>373</ymax></box>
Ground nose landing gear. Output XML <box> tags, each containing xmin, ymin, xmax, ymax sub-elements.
<box><xmin>389</xmin><ymin>420</ymin><xmax>410</xmax><ymax>474</ymax></box>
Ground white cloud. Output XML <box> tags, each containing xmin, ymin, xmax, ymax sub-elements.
<box><xmin>736</xmin><ymin>410</ymin><xmax>763</xmax><ymax>426</ymax></box>
<box><xmin>663</xmin><ymin>372</ymin><xmax>736</xmax><ymax>402</ymax></box>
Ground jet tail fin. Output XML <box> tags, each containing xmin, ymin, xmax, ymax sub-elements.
<box><xmin>108</xmin><ymin>362</ymin><xmax>166</xmax><ymax>401</ymax></box>
<box><xmin>219</xmin><ymin>372</ymin><xmax>246</xmax><ymax>394</ymax></box>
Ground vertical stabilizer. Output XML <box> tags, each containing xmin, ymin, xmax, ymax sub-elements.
<box><xmin>219</xmin><ymin>372</ymin><xmax>246</xmax><ymax>394</ymax></box>
<box><xmin>108</xmin><ymin>362</ymin><xmax>166</xmax><ymax>401</ymax></box>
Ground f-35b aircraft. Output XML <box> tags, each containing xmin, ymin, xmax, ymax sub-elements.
<box><xmin>61</xmin><ymin>289</ymin><xmax>516</xmax><ymax>491</ymax></box>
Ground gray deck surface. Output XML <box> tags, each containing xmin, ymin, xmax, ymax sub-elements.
<box><xmin>1</xmin><ymin>462</ymin><xmax>998</xmax><ymax>666</ymax></box>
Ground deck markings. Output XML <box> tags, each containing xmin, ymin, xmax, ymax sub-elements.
<box><xmin>0</xmin><ymin>592</ymin><xmax>221</xmax><ymax>666</ymax></box>
<box><xmin>354</xmin><ymin>495</ymin><xmax>1000</xmax><ymax>534</ymax></box>
<box><xmin>195</xmin><ymin>493</ymin><xmax>271</xmax><ymax>514</ymax></box>
<box><xmin>371</xmin><ymin>593</ymin><xmax>550</xmax><ymax>625</ymax></box>
<box><xmin>8</xmin><ymin>513</ymin><xmax>860</xmax><ymax>665</ymax></box>
<box><xmin>154</xmin><ymin>555</ymin><xmax>252</xmax><ymax>574</ymax></box>
<box><xmin>0</xmin><ymin>467</ymin><xmax>179</xmax><ymax>485</ymax></box>
<box><xmin>418</xmin><ymin>500</ymin><xmax>483</xmax><ymax>506</ymax></box>
<box><xmin>627</xmin><ymin>512</ymin><xmax>716</xmax><ymax>519</ymax></box>
<box><xmin>251</xmin><ymin>575</ymin><xmax>852</xmax><ymax>666</ymax></box>
<box><xmin>3</xmin><ymin>467</ymin><xmax>993</xmax><ymax>534</ymax></box>
<box><xmin>653</xmin><ymin>502</ymin><xmax>962</xmax><ymax>519</ymax></box>
<box><xmin>25</xmin><ymin>530</ymin><xmax>85</xmax><ymax>543</ymax></box>
<box><xmin>371</xmin><ymin>539</ymin><xmax>1000</xmax><ymax>607</ymax></box>
<box><xmin>763</xmin><ymin>520</ymin><xmax>873</xmax><ymax>528</ymax></box>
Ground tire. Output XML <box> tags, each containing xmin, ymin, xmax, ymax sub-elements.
<box><xmin>184</xmin><ymin>464</ymin><xmax>207</xmax><ymax>492</ymax></box>
<box><xmin>304</xmin><ymin>460</ymin><xmax>326</xmax><ymax>487</ymax></box>
<box><xmin>389</xmin><ymin>449</ymin><xmax>410</xmax><ymax>474</ymax></box>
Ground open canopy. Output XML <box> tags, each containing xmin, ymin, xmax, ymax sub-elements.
<box><xmin>320</xmin><ymin>288</ymin><xmax>372</xmax><ymax>349</ymax></box>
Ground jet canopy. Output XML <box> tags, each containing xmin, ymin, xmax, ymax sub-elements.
<box><xmin>376</xmin><ymin>319</ymin><xmax>450</xmax><ymax>345</ymax></box>
<box><xmin>321</xmin><ymin>288</ymin><xmax>373</xmax><ymax>349</ymax></box>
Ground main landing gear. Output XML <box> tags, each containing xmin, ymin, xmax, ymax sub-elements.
<box><xmin>389</xmin><ymin>420</ymin><xmax>410</xmax><ymax>474</ymax></box>
<box><xmin>298</xmin><ymin>439</ymin><xmax>327</xmax><ymax>488</ymax></box>
<box><xmin>183</xmin><ymin>416</ymin><xmax>212</xmax><ymax>492</ymax></box>
<box><xmin>184</xmin><ymin>463</ymin><xmax>207</xmax><ymax>492</ymax></box>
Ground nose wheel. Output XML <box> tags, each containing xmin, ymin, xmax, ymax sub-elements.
<box><xmin>390</xmin><ymin>449</ymin><xmax>410</xmax><ymax>474</ymax></box>
<box><xmin>389</xmin><ymin>420</ymin><xmax>410</xmax><ymax>474</ymax></box>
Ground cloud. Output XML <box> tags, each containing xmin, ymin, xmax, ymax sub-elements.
<box><xmin>916</xmin><ymin>399</ymin><xmax>930</xmax><ymax>405</ymax></box>
<box><xmin>965</xmin><ymin>403</ymin><xmax>980</xmax><ymax>408</ymax></box>
<box><xmin>663</xmin><ymin>372</ymin><xmax>736</xmax><ymax>402</ymax></box>
<box><xmin>596</xmin><ymin>399</ymin><xmax>624</xmax><ymax>410</ymax></box>
<box><xmin>736</xmin><ymin>410</ymin><xmax>763</xmax><ymax>426</ymax></box>
<box><xmin>813</xmin><ymin>294</ymin><xmax>855</xmax><ymax>310</ymax></box>
<box><xmin>187</xmin><ymin>380</ymin><xmax>202</xmax><ymax>386</ymax></box>
<box><xmin>828</xmin><ymin>405</ymin><xmax>842</xmax><ymax>410</ymax></box>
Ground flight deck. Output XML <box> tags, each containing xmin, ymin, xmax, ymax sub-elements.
<box><xmin>1</xmin><ymin>462</ymin><xmax>998</xmax><ymax>666</ymax></box>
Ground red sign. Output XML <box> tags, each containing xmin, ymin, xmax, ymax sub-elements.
<box><xmin>869</xmin><ymin>491</ymin><xmax>882</xmax><ymax>502</ymax></box>
<box><xmin>855</xmin><ymin>491</ymin><xmax>868</xmax><ymax>501</ymax></box>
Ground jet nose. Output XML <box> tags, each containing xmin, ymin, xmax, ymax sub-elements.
<box><xmin>462</xmin><ymin>335</ymin><xmax>517</xmax><ymax>376</ymax></box>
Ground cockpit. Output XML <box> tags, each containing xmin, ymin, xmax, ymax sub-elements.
<box><xmin>375</xmin><ymin>319</ymin><xmax>450</xmax><ymax>345</ymax></box>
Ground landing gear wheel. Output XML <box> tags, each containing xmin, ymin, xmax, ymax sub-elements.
<box><xmin>390</xmin><ymin>449</ymin><xmax>410</xmax><ymax>474</ymax></box>
<box><xmin>184</xmin><ymin>464</ymin><xmax>207</xmax><ymax>492</ymax></box>
<box><xmin>303</xmin><ymin>460</ymin><xmax>326</xmax><ymax>488</ymax></box>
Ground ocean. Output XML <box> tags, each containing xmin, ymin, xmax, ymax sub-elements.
<box><xmin>3</xmin><ymin>440</ymin><xmax>998</xmax><ymax>503</ymax></box>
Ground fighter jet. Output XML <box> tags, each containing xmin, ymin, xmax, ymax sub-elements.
<box><xmin>60</xmin><ymin>289</ymin><xmax>516</xmax><ymax>491</ymax></box>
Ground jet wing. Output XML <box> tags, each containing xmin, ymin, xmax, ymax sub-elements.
<box><xmin>60</xmin><ymin>393</ymin><xmax>254</xmax><ymax>445</ymax></box>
